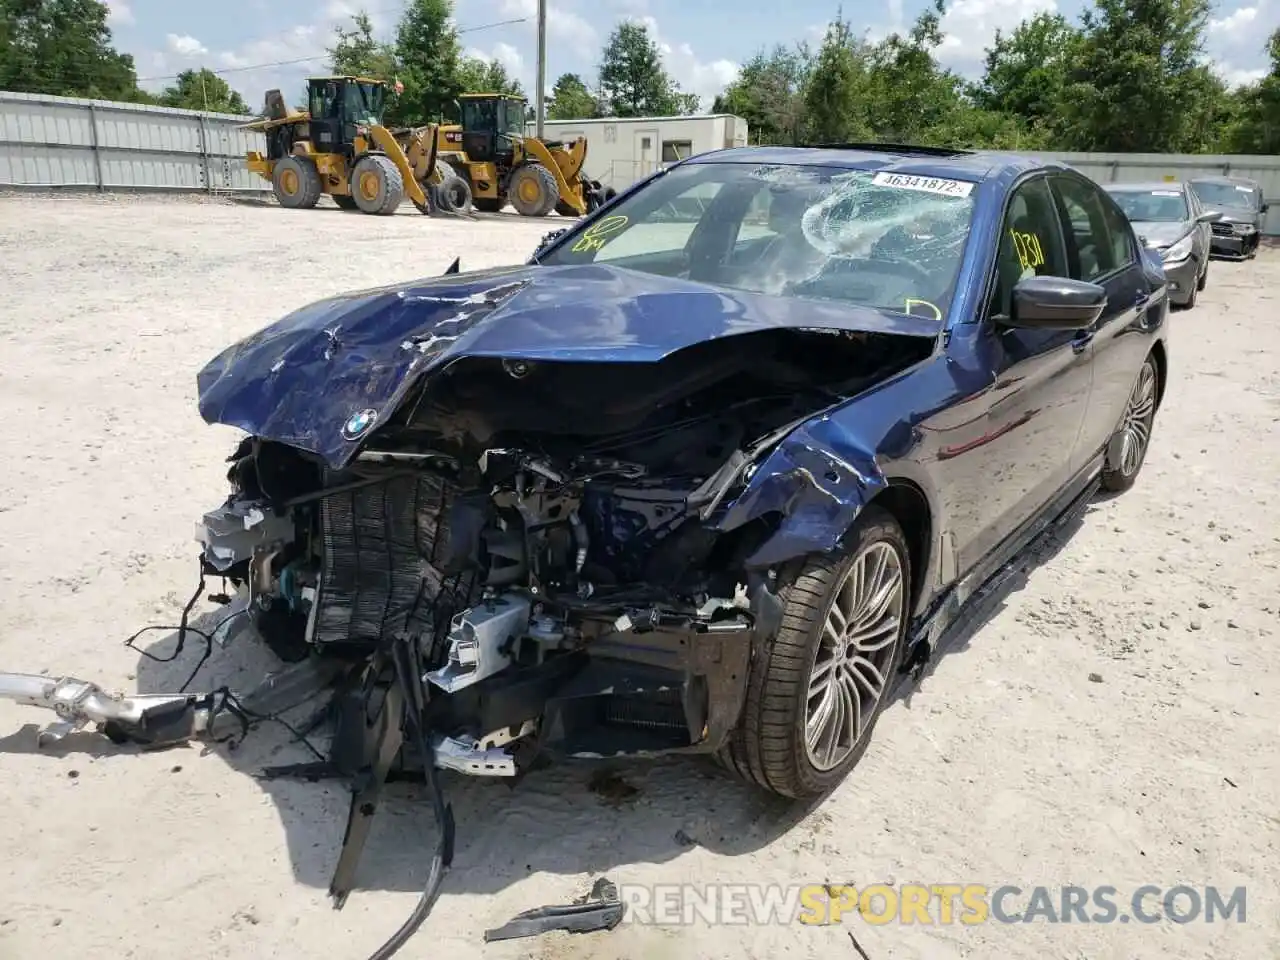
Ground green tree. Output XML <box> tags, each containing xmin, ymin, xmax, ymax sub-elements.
<box><xmin>802</xmin><ymin>13</ymin><xmax>872</xmax><ymax>142</ymax></box>
<box><xmin>393</xmin><ymin>0</ymin><xmax>462</xmax><ymax>124</ymax></box>
<box><xmin>973</xmin><ymin>12</ymin><xmax>1079</xmax><ymax>129</ymax></box>
<box><xmin>597</xmin><ymin>21</ymin><xmax>695</xmax><ymax>116</ymax></box>
<box><xmin>1057</xmin><ymin>0</ymin><xmax>1222</xmax><ymax>152</ymax></box>
<box><xmin>0</xmin><ymin>0</ymin><xmax>142</xmax><ymax>100</ymax></box>
<box><xmin>713</xmin><ymin>44</ymin><xmax>813</xmax><ymax>144</ymax></box>
<box><xmin>1228</xmin><ymin>29</ymin><xmax>1280</xmax><ymax>153</ymax></box>
<box><xmin>547</xmin><ymin>72</ymin><xmax>598</xmax><ymax>119</ymax></box>
<box><xmin>456</xmin><ymin>55</ymin><xmax>524</xmax><ymax>97</ymax></box>
<box><xmin>863</xmin><ymin>0</ymin><xmax>965</xmax><ymax>143</ymax></box>
<box><xmin>159</xmin><ymin>68</ymin><xmax>250</xmax><ymax>114</ymax></box>
<box><xmin>329</xmin><ymin>11</ymin><xmax>398</xmax><ymax>82</ymax></box>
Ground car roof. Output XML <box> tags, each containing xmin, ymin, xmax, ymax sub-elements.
<box><xmin>685</xmin><ymin>144</ymin><xmax>1068</xmax><ymax>183</ymax></box>
<box><xmin>1106</xmin><ymin>181</ymin><xmax>1186</xmax><ymax>193</ymax></box>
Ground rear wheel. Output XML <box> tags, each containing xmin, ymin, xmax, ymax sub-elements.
<box><xmin>1100</xmin><ymin>355</ymin><xmax>1159</xmax><ymax>493</ymax></box>
<box><xmin>508</xmin><ymin>164</ymin><xmax>559</xmax><ymax>217</ymax></box>
<box><xmin>351</xmin><ymin>155</ymin><xmax>404</xmax><ymax>215</ymax></box>
<box><xmin>717</xmin><ymin>506</ymin><xmax>910</xmax><ymax>798</ymax></box>
<box><xmin>272</xmin><ymin>156</ymin><xmax>322</xmax><ymax>209</ymax></box>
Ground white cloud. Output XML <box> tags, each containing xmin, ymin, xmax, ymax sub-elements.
<box><xmin>499</xmin><ymin>0</ymin><xmax>597</xmax><ymax>49</ymax></box>
<box><xmin>936</xmin><ymin>0</ymin><xmax>1058</xmax><ymax>71</ymax></box>
<box><xmin>629</xmin><ymin>15</ymin><xmax>739</xmax><ymax>109</ymax></box>
<box><xmin>1210</xmin><ymin>3</ymin><xmax>1262</xmax><ymax>39</ymax></box>
<box><xmin>166</xmin><ymin>34</ymin><xmax>209</xmax><ymax>58</ymax></box>
<box><xmin>1217</xmin><ymin>65</ymin><xmax>1267</xmax><ymax>87</ymax></box>
<box><xmin>104</xmin><ymin>0</ymin><xmax>133</xmax><ymax>26</ymax></box>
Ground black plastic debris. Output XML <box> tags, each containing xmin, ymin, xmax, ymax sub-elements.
<box><xmin>483</xmin><ymin>877</ymin><xmax>625</xmax><ymax>942</ymax></box>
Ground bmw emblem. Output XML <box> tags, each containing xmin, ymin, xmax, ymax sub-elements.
<box><xmin>342</xmin><ymin>408</ymin><xmax>378</xmax><ymax>441</ymax></box>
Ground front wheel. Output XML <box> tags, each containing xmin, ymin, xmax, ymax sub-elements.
<box><xmin>1197</xmin><ymin>260</ymin><xmax>1208</xmax><ymax>291</ymax></box>
<box><xmin>1100</xmin><ymin>355</ymin><xmax>1159</xmax><ymax>493</ymax></box>
<box><xmin>718</xmin><ymin>506</ymin><xmax>910</xmax><ymax>798</ymax></box>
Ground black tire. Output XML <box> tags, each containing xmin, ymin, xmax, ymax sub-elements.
<box><xmin>508</xmin><ymin>164</ymin><xmax>559</xmax><ymax>217</ymax></box>
<box><xmin>351</xmin><ymin>155</ymin><xmax>404</xmax><ymax>215</ymax></box>
<box><xmin>435</xmin><ymin>173</ymin><xmax>473</xmax><ymax>214</ymax></box>
<box><xmin>1181</xmin><ymin>279</ymin><xmax>1198</xmax><ymax>309</ymax></box>
<box><xmin>333</xmin><ymin>194</ymin><xmax>359</xmax><ymax>211</ymax></box>
<box><xmin>555</xmin><ymin>174</ymin><xmax>587</xmax><ymax>217</ymax></box>
<box><xmin>473</xmin><ymin>197</ymin><xmax>504</xmax><ymax>213</ymax></box>
<box><xmin>717</xmin><ymin>505</ymin><xmax>911</xmax><ymax>799</ymax></box>
<box><xmin>1197</xmin><ymin>260</ymin><xmax>1208</xmax><ymax>291</ymax></box>
<box><xmin>1100</xmin><ymin>354</ymin><xmax>1159</xmax><ymax>494</ymax></box>
<box><xmin>272</xmin><ymin>156</ymin><xmax>322</xmax><ymax>209</ymax></box>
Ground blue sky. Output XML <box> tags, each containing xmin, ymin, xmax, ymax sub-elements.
<box><xmin>102</xmin><ymin>0</ymin><xmax>1271</xmax><ymax>111</ymax></box>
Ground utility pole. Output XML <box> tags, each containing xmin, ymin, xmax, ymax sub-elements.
<box><xmin>535</xmin><ymin>0</ymin><xmax>547</xmax><ymax>138</ymax></box>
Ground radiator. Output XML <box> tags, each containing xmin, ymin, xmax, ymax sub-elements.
<box><xmin>313</xmin><ymin>472</ymin><xmax>480</xmax><ymax>662</ymax></box>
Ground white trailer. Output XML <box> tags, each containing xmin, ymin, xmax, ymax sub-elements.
<box><xmin>529</xmin><ymin>114</ymin><xmax>749</xmax><ymax>192</ymax></box>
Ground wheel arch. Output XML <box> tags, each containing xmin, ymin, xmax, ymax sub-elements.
<box><xmin>865</xmin><ymin>479</ymin><xmax>935</xmax><ymax>616</ymax></box>
<box><xmin>1149</xmin><ymin>339</ymin><xmax>1168</xmax><ymax>411</ymax></box>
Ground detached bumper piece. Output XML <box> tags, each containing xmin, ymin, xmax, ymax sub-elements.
<box><xmin>484</xmin><ymin>877</ymin><xmax>625</xmax><ymax>943</ymax></box>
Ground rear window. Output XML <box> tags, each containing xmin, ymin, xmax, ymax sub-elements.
<box><xmin>541</xmin><ymin>162</ymin><xmax>978</xmax><ymax>322</ymax></box>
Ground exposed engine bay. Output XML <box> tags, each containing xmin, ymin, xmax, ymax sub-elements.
<box><xmin>198</xmin><ymin>327</ymin><xmax>928</xmax><ymax>773</ymax></box>
<box><xmin>0</xmin><ymin>323</ymin><xmax>932</xmax><ymax>959</ymax></box>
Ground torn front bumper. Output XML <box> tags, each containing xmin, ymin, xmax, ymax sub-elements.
<box><xmin>428</xmin><ymin>608</ymin><xmax>754</xmax><ymax>766</ymax></box>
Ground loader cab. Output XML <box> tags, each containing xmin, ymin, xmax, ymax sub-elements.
<box><xmin>459</xmin><ymin>94</ymin><xmax>527</xmax><ymax>163</ymax></box>
<box><xmin>307</xmin><ymin>76</ymin><xmax>387</xmax><ymax>154</ymax></box>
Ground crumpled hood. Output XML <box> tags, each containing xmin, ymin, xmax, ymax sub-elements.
<box><xmin>1132</xmin><ymin>220</ymin><xmax>1191</xmax><ymax>250</ymax></box>
<box><xmin>196</xmin><ymin>262</ymin><xmax>938</xmax><ymax>469</ymax></box>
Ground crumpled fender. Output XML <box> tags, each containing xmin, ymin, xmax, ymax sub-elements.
<box><xmin>711</xmin><ymin>414</ymin><xmax>888</xmax><ymax>569</ymax></box>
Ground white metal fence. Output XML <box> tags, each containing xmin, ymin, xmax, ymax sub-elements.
<box><xmin>3</xmin><ymin>91</ymin><xmax>1278</xmax><ymax>232</ymax></box>
<box><xmin>0</xmin><ymin>91</ymin><xmax>269</xmax><ymax>193</ymax></box>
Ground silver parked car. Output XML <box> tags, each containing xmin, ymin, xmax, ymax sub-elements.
<box><xmin>1105</xmin><ymin>181</ymin><xmax>1219</xmax><ymax>309</ymax></box>
<box><xmin>1188</xmin><ymin>176</ymin><xmax>1267</xmax><ymax>260</ymax></box>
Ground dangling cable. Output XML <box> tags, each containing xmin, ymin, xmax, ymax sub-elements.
<box><xmin>362</xmin><ymin>639</ymin><xmax>456</xmax><ymax>960</ymax></box>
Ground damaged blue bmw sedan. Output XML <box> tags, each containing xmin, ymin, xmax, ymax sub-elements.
<box><xmin>0</xmin><ymin>144</ymin><xmax>1171</xmax><ymax>951</ymax></box>
<box><xmin>0</xmin><ymin>147</ymin><xmax>1171</xmax><ymax>924</ymax></box>
<box><xmin>185</xmin><ymin>144</ymin><xmax>1169</xmax><ymax>794</ymax></box>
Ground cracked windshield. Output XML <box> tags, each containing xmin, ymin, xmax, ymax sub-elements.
<box><xmin>541</xmin><ymin>163</ymin><xmax>977</xmax><ymax>322</ymax></box>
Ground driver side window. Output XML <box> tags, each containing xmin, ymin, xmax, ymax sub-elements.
<box><xmin>987</xmin><ymin>177</ymin><xmax>1068</xmax><ymax>320</ymax></box>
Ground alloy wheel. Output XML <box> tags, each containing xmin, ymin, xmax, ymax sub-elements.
<box><xmin>804</xmin><ymin>541</ymin><xmax>905</xmax><ymax>771</ymax></box>
<box><xmin>1118</xmin><ymin>361</ymin><xmax>1157</xmax><ymax>476</ymax></box>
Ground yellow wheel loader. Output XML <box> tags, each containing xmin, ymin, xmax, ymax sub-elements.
<box><xmin>437</xmin><ymin>94</ymin><xmax>614</xmax><ymax>217</ymax></box>
<box><xmin>242</xmin><ymin>78</ymin><xmax>472</xmax><ymax>217</ymax></box>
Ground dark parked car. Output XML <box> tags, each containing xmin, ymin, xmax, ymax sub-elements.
<box><xmin>1187</xmin><ymin>175</ymin><xmax>1268</xmax><ymax>259</ymax></box>
<box><xmin>1105</xmin><ymin>181</ymin><xmax>1218</xmax><ymax>308</ymax></box>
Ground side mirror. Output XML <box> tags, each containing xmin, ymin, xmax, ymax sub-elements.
<box><xmin>1195</xmin><ymin>210</ymin><xmax>1223</xmax><ymax>224</ymax></box>
<box><xmin>1006</xmin><ymin>276</ymin><xmax>1107</xmax><ymax>331</ymax></box>
<box><xmin>1262</xmin><ymin>202</ymin><xmax>1270</xmax><ymax>214</ymax></box>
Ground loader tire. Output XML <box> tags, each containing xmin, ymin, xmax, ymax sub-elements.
<box><xmin>272</xmin><ymin>156</ymin><xmax>322</xmax><ymax>209</ymax></box>
<box><xmin>351</xmin><ymin>155</ymin><xmax>404</xmax><ymax>215</ymax></box>
<box><xmin>433</xmin><ymin>173</ymin><xmax>473</xmax><ymax>214</ymax></box>
<box><xmin>508</xmin><ymin>164</ymin><xmax>559</xmax><ymax>217</ymax></box>
<box><xmin>332</xmin><ymin>194</ymin><xmax>359</xmax><ymax>211</ymax></box>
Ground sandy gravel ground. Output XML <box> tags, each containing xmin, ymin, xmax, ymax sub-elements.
<box><xmin>0</xmin><ymin>194</ymin><xmax>1277</xmax><ymax>960</ymax></box>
